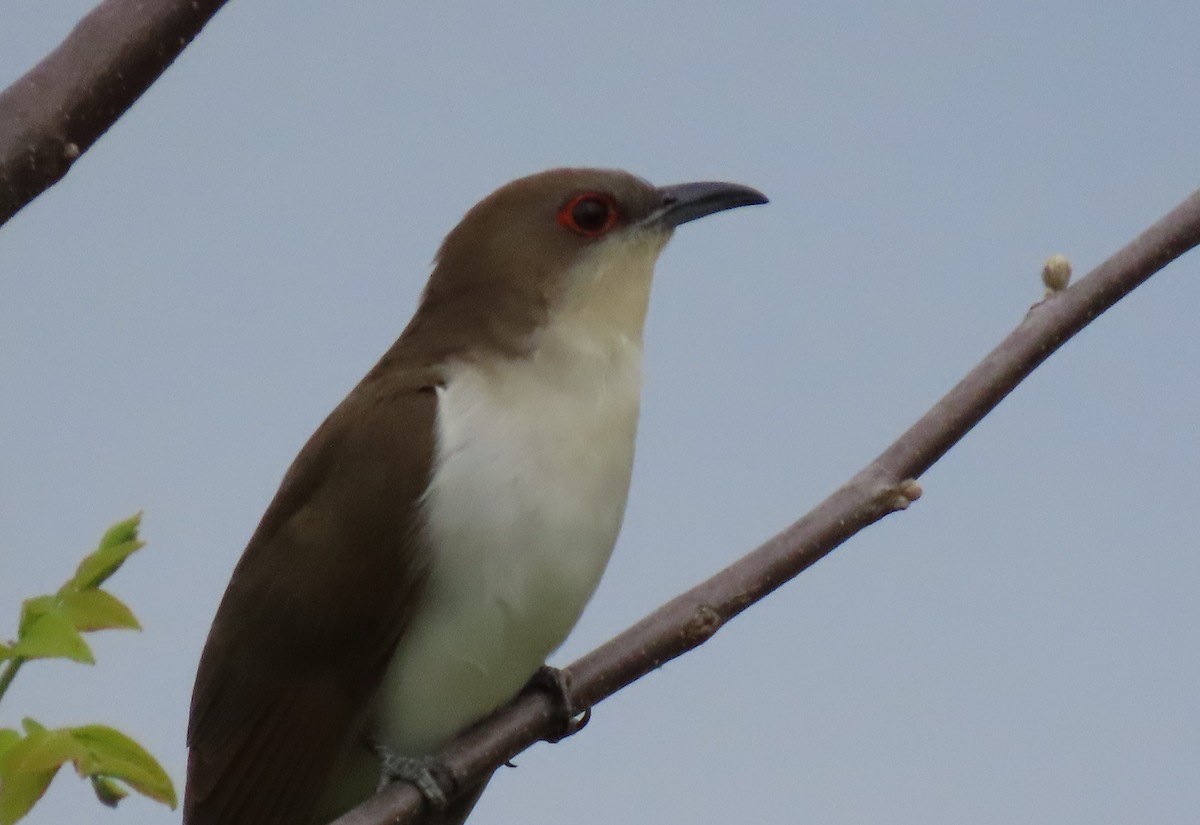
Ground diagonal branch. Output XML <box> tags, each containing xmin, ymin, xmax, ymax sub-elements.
<box><xmin>333</xmin><ymin>185</ymin><xmax>1200</xmax><ymax>825</ymax></box>
<box><xmin>0</xmin><ymin>0</ymin><xmax>229</xmax><ymax>228</ymax></box>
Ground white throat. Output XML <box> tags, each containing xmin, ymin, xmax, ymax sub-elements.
<box><xmin>374</xmin><ymin>231</ymin><xmax>670</xmax><ymax>754</ymax></box>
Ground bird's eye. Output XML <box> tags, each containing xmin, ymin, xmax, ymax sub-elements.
<box><xmin>557</xmin><ymin>193</ymin><xmax>619</xmax><ymax>237</ymax></box>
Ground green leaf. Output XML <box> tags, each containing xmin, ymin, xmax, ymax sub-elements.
<box><xmin>0</xmin><ymin>723</ymin><xmax>177</xmax><ymax>821</ymax></box>
<box><xmin>90</xmin><ymin>775</ymin><xmax>128</xmax><ymax>808</ymax></box>
<box><xmin>67</xmin><ymin>514</ymin><xmax>144</xmax><ymax>592</ymax></box>
<box><xmin>2</xmin><ymin>725</ymin><xmax>88</xmax><ymax>774</ymax></box>
<box><xmin>16</xmin><ymin>596</ymin><xmax>55</xmax><ymax>638</ymax></box>
<box><xmin>18</xmin><ymin>720</ymin><xmax>44</xmax><ymax>737</ymax></box>
<box><xmin>0</xmin><ymin>730</ymin><xmax>19</xmax><ymax>761</ymax></box>
<box><xmin>0</xmin><ymin>722</ymin><xmax>79</xmax><ymax>825</ymax></box>
<box><xmin>0</xmin><ymin>644</ymin><xmax>12</xmax><ymax>662</ymax></box>
<box><xmin>57</xmin><ymin>590</ymin><xmax>140</xmax><ymax>633</ymax></box>
<box><xmin>0</xmin><ymin>760</ymin><xmax>58</xmax><ymax>825</ymax></box>
<box><xmin>67</xmin><ymin>725</ymin><xmax>177</xmax><ymax>809</ymax></box>
<box><xmin>9</xmin><ymin>610</ymin><xmax>93</xmax><ymax>664</ymax></box>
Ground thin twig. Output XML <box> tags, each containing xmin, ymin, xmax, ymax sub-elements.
<box><xmin>0</xmin><ymin>0</ymin><xmax>229</xmax><ymax>227</ymax></box>
<box><xmin>0</xmin><ymin>657</ymin><xmax>23</xmax><ymax>704</ymax></box>
<box><xmin>333</xmin><ymin>186</ymin><xmax>1200</xmax><ymax>825</ymax></box>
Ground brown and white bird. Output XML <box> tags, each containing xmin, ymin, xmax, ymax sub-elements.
<box><xmin>184</xmin><ymin>168</ymin><xmax>766</xmax><ymax>825</ymax></box>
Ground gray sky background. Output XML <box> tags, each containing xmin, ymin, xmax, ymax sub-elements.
<box><xmin>2</xmin><ymin>2</ymin><xmax>1199</xmax><ymax>823</ymax></box>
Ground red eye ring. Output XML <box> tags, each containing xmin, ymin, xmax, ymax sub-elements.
<box><xmin>557</xmin><ymin>192</ymin><xmax>619</xmax><ymax>237</ymax></box>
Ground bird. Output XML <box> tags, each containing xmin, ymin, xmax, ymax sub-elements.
<box><xmin>183</xmin><ymin>167</ymin><xmax>767</xmax><ymax>825</ymax></box>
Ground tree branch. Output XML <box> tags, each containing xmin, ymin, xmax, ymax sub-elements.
<box><xmin>333</xmin><ymin>185</ymin><xmax>1200</xmax><ymax>825</ymax></box>
<box><xmin>0</xmin><ymin>0</ymin><xmax>229</xmax><ymax>228</ymax></box>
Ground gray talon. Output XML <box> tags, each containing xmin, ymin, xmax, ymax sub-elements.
<box><xmin>529</xmin><ymin>665</ymin><xmax>591</xmax><ymax>742</ymax></box>
<box><xmin>373</xmin><ymin>744</ymin><xmax>450</xmax><ymax>810</ymax></box>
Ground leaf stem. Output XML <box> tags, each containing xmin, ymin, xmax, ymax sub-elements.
<box><xmin>0</xmin><ymin>656</ymin><xmax>24</xmax><ymax>705</ymax></box>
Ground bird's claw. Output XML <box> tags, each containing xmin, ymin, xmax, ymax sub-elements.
<box><xmin>528</xmin><ymin>665</ymin><xmax>591</xmax><ymax>743</ymax></box>
<box><xmin>372</xmin><ymin>744</ymin><xmax>451</xmax><ymax>811</ymax></box>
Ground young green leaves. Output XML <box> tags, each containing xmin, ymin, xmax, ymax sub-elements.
<box><xmin>0</xmin><ymin>515</ymin><xmax>177</xmax><ymax>824</ymax></box>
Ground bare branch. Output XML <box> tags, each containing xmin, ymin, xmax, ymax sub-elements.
<box><xmin>0</xmin><ymin>0</ymin><xmax>229</xmax><ymax>227</ymax></box>
<box><xmin>333</xmin><ymin>185</ymin><xmax>1200</xmax><ymax>825</ymax></box>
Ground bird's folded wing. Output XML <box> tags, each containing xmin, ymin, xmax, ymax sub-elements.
<box><xmin>184</xmin><ymin>370</ymin><xmax>440</xmax><ymax>825</ymax></box>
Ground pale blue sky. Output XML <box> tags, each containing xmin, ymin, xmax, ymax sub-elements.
<box><xmin>2</xmin><ymin>2</ymin><xmax>1199</xmax><ymax>823</ymax></box>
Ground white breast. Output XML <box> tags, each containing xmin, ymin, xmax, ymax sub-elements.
<box><xmin>374</xmin><ymin>233</ymin><xmax>667</xmax><ymax>755</ymax></box>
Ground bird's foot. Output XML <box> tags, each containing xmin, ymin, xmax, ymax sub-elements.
<box><xmin>527</xmin><ymin>665</ymin><xmax>591</xmax><ymax>743</ymax></box>
<box><xmin>372</xmin><ymin>744</ymin><xmax>451</xmax><ymax>812</ymax></box>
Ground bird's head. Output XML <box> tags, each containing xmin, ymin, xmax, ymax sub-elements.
<box><xmin>412</xmin><ymin>168</ymin><xmax>767</xmax><ymax>357</ymax></box>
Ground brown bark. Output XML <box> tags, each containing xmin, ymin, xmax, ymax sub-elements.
<box><xmin>0</xmin><ymin>0</ymin><xmax>229</xmax><ymax>227</ymax></box>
